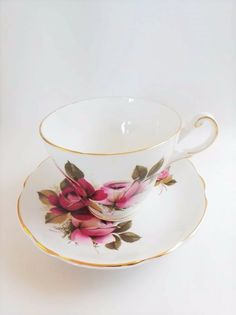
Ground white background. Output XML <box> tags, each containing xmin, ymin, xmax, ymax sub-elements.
<box><xmin>0</xmin><ymin>0</ymin><xmax>235</xmax><ymax>314</ymax></box>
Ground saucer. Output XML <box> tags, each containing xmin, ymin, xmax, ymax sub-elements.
<box><xmin>17</xmin><ymin>158</ymin><xmax>207</xmax><ymax>269</ymax></box>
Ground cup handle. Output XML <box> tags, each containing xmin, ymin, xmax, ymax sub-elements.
<box><xmin>168</xmin><ymin>113</ymin><xmax>218</xmax><ymax>164</ymax></box>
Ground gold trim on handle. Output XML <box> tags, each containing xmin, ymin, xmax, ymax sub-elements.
<box><xmin>16</xmin><ymin>159</ymin><xmax>208</xmax><ymax>268</ymax></box>
<box><xmin>195</xmin><ymin>115</ymin><xmax>219</xmax><ymax>135</ymax></box>
<box><xmin>187</xmin><ymin>115</ymin><xmax>219</xmax><ymax>156</ymax></box>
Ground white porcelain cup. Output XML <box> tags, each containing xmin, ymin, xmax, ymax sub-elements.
<box><xmin>39</xmin><ymin>97</ymin><xmax>218</xmax><ymax>221</ymax></box>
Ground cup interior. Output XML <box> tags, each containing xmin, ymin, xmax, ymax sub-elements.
<box><xmin>40</xmin><ymin>97</ymin><xmax>181</xmax><ymax>154</ymax></box>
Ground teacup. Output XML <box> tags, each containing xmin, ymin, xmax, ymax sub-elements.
<box><xmin>39</xmin><ymin>97</ymin><xmax>218</xmax><ymax>221</ymax></box>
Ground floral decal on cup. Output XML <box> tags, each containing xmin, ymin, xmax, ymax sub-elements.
<box><xmin>37</xmin><ymin>159</ymin><xmax>176</xmax><ymax>250</ymax></box>
<box><xmin>155</xmin><ymin>167</ymin><xmax>177</xmax><ymax>188</ymax></box>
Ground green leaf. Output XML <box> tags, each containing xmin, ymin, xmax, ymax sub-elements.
<box><xmin>105</xmin><ymin>235</ymin><xmax>121</xmax><ymax>250</ymax></box>
<box><xmin>165</xmin><ymin>179</ymin><xmax>177</xmax><ymax>186</ymax></box>
<box><xmin>45</xmin><ymin>212</ymin><xmax>68</xmax><ymax>224</ymax></box>
<box><xmin>65</xmin><ymin>161</ymin><xmax>84</xmax><ymax>180</ymax></box>
<box><xmin>147</xmin><ymin>158</ymin><xmax>164</xmax><ymax>177</ymax></box>
<box><xmin>113</xmin><ymin>207</ymin><xmax>125</xmax><ymax>211</ymax></box>
<box><xmin>60</xmin><ymin>178</ymin><xmax>70</xmax><ymax>190</ymax></box>
<box><xmin>132</xmin><ymin>165</ymin><xmax>148</xmax><ymax>180</ymax></box>
<box><xmin>119</xmin><ymin>232</ymin><xmax>141</xmax><ymax>243</ymax></box>
<box><xmin>162</xmin><ymin>175</ymin><xmax>173</xmax><ymax>184</ymax></box>
<box><xmin>114</xmin><ymin>220</ymin><xmax>132</xmax><ymax>233</ymax></box>
<box><xmin>38</xmin><ymin>190</ymin><xmax>57</xmax><ymax>205</ymax></box>
<box><xmin>154</xmin><ymin>180</ymin><xmax>161</xmax><ymax>187</ymax></box>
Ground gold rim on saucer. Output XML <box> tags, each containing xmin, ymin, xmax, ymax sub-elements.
<box><xmin>17</xmin><ymin>158</ymin><xmax>207</xmax><ymax>268</ymax></box>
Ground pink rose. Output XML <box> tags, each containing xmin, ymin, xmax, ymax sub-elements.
<box><xmin>59</xmin><ymin>186</ymin><xmax>88</xmax><ymax>211</ymax></box>
<box><xmin>157</xmin><ymin>169</ymin><xmax>170</xmax><ymax>181</ymax></box>
<box><xmin>59</xmin><ymin>178</ymin><xmax>107</xmax><ymax>211</ymax></box>
<box><xmin>70</xmin><ymin>206</ymin><xmax>94</xmax><ymax>221</ymax></box>
<box><xmin>73</xmin><ymin>178</ymin><xmax>107</xmax><ymax>201</ymax></box>
<box><xmin>70</xmin><ymin>216</ymin><xmax>116</xmax><ymax>244</ymax></box>
<box><xmin>99</xmin><ymin>181</ymin><xmax>146</xmax><ymax>209</ymax></box>
<box><xmin>48</xmin><ymin>205</ymin><xmax>94</xmax><ymax>221</ymax></box>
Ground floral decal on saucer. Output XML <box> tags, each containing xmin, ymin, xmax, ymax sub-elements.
<box><xmin>37</xmin><ymin>159</ymin><xmax>176</xmax><ymax>250</ymax></box>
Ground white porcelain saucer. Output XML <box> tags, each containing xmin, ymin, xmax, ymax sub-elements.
<box><xmin>17</xmin><ymin>158</ymin><xmax>207</xmax><ymax>269</ymax></box>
